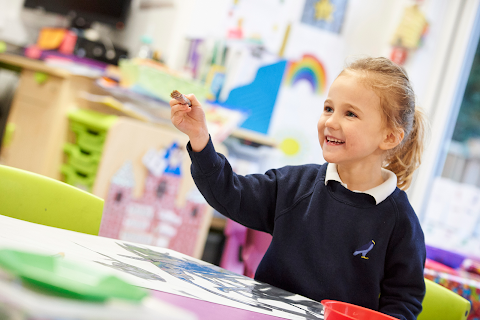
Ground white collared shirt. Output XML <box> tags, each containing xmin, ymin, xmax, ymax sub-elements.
<box><xmin>324</xmin><ymin>163</ymin><xmax>397</xmax><ymax>205</ymax></box>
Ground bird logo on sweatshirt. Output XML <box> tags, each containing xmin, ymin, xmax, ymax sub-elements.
<box><xmin>353</xmin><ymin>240</ymin><xmax>375</xmax><ymax>259</ymax></box>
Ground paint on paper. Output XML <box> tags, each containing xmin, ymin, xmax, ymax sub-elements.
<box><xmin>284</xmin><ymin>54</ymin><xmax>327</xmax><ymax>94</ymax></box>
<box><xmin>0</xmin><ymin>215</ymin><xmax>325</xmax><ymax>320</ymax></box>
<box><xmin>97</xmin><ymin>242</ymin><xmax>325</xmax><ymax>319</ymax></box>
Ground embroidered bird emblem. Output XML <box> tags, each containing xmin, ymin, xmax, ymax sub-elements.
<box><xmin>353</xmin><ymin>240</ymin><xmax>375</xmax><ymax>259</ymax></box>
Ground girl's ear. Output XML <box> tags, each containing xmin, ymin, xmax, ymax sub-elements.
<box><xmin>380</xmin><ymin>128</ymin><xmax>404</xmax><ymax>150</ymax></box>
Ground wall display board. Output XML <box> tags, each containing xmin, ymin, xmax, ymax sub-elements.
<box><xmin>216</xmin><ymin>0</ymin><xmax>350</xmax><ymax>167</ymax></box>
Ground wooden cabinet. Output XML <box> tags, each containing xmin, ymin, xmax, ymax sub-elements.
<box><xmin>0</xmin><ymin>54</ymin><xmax>95</xmax><ymax>180</ymax></box>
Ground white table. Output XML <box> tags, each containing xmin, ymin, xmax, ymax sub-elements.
<box><xmin>0</xmin><ymin>215</ymin><xmax>324</xmax><ymax>320</ymax></box>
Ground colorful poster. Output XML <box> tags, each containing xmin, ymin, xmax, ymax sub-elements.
<box><xmin>300</xmin><ymin>0</ymin><xmax>349</xmax><ymax>34</ymax></box>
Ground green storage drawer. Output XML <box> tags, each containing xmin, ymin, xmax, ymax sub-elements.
<box><xmin>63</xmin><ymin>143</ymin><xmax>101</xmax><ymax>176</ymax></box>
<box><xmin>60</xmin><ymin>164</ymin><xmax>96</xmax><ymax>192</ymax></box>
<box><xmin>68</xmin><ymin>108</ymin><xmax>118</xmax><ymax>152</ymax></box>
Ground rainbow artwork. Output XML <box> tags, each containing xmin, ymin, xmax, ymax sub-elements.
<box><xmin>284</xmin><ymin>54</ymin><xmax>327</xmax><ymax>94</ymax></box>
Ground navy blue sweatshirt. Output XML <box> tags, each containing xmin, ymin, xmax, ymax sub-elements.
<box><xmin>187</xmin><ymin>138</ymin><xmax>426</xmax><ymax>320</ymax></box>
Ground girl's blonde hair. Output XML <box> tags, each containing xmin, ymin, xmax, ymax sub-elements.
<box><xmin>342</xmin><ymin>56</ymin><xmax>426</xmax><ymax>190</ymax></box>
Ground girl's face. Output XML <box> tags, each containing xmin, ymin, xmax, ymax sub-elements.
<box><xmin>317</xmin><ymin>72</ymin><xmax>390</xmax><ymax>168</ymax></box>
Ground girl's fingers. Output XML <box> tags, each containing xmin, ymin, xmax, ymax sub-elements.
<box><xmin>171</xmin><ymin>109</ymin><xmax>188</xmax><ymax>126</ymax></box>
<box><xmin>171</xmin><ymin>104</ymin><xmax>192</xmax><ymax>124</ymax></box>
<box><xmin>171</xmin><ymin>103</ymin><xmax>191</xmax><ymax>114</ymax></box>
<box><xmin>184</xmin><ymin>94</ymin><xmax>200</xmax><ymax>107</ymax></box>
<box><xmin>170</xmin><ymin>98</ymin><xmax>192</xmax><ymax>108</ymax></box>
<box><xmin>169</xmin><ymin>98</ymin><xmax>178</xmax><ymax>107</ymax></box>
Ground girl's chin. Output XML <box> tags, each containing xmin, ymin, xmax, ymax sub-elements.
<box><xmin>322</xmin><ymin>155</ymin><xmax>337</xmax><ymax>164</ymax></box>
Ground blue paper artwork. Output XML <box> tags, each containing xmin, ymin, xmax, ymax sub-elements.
<box><xmin>219</xmin><ymin>60</ymin><xmax>287</xmax><ymax>135</ymax></box>
<box><xmin>95</xmin><ymin>242</ymin><xmax>325</xmax><ymax>319</ymax></box>
<box><xmin>163</xmin><ymin>142</ymin><xmax>183</xmax><ymax>176</ymax></box>
<box><xmin>301</xmin><ymin>0</ymin><xmax>349</xmax><ymax>34</ymax></box>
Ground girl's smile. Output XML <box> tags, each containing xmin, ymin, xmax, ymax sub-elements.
<box><xmin>325</xmin><ymin>135</ymin><xmax>345</xmax><ymax>145</ymax></box>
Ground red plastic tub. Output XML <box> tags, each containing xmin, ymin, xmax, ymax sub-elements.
<box><xmin>321</xmin><ymin>300</ymin><xmax>399</xmax><ymax>320</ymax></box>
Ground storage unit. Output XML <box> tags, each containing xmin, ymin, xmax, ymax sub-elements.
<box><xmin>61</xmin><ymin>108</ymin><xmax>117</xmax><ymax>191</ymax></box>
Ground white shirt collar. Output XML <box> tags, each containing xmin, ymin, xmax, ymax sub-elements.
<box><xmin>324</xmin><ymin>163</ymin><xmax>397</xmax><ymax>205</ymax></box>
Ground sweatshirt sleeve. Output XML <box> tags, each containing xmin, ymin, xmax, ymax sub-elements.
<box><xmin>379</xmin><ymin>197</ymin><xmax>426</xmax><ymax>320</ymax></box>
<box><xmin>186</xmin><ymin>137</ymin><xmax>278</xmax><ymax>234</ymax></box>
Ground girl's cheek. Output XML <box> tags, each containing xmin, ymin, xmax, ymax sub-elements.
<box><xmin>317</xmin><ymin>122</ymin><xmax>323</xmax><ymax>132</ymax></box>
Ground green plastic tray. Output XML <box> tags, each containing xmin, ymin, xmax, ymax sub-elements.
<box><xmin>0</xmin><ymin>249</ymin><xmax>148</xmax><ymax>302</ymax></box>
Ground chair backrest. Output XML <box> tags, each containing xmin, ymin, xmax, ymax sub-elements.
<box><xmin>219</xmin><ymin>219</ymin><xmax>248</xmax><ymax>275</ymax></box>
<box><xmin>0</xmin><ymin>164</ymin><xmax>104</xmax><ymax>235</ymax></box>
<box><xmin>418</xmin><ymin>278</ymin><xmax>471</xmax><ymax>320</ymax></box>
<box><xmin>242</xmin><ymin>229</ymin><xmax>272</xmax><ymax>278</ymax></box>
<box><xmin>219</xmin><ymin>220</ymin><xmax>273</xmax><ymax>278</ymax></box>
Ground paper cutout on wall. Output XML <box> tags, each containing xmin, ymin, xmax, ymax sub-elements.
<box><xmin>219</xmin><ymin>60</ymin><xmax>287</xmax><ymax>134</ymax></box>
<box><xmin>99</xmin><ymin>143</ymin><xmax>207</xmax><ymax>257</ymax></box>
<box><xmin>301</xmin><ymin>0</ymin><xmax>349</xmax><ymax>34</ymax></box>
<box><xmin>280</xmin><ymin>137</ymin><xmax>300</xmax><ymax>156</ymax></box>
<box><xmin>224</xmin><ymin>0</ymin><xmax>291</xmax><ymax>54</ymax></box>
<box><xmin>205</xmin><ymin>65</ymin><xmax>226</xmax><ymax>101</ymax></box>
<box><xmin>284</xmin><ymin>54</ymin><xmax>327</xmax><ymax>94</ymax></box>
<box><xmin>391</xmin><ymin>5</ymin><xmax>428</xmax><ymax>49</ymax></box>
<box><xmin>314</xmin><ymin>0</ymin><xmax>334</xmax><ymax>21</ymax></box>
<box><xmin>273</xmin><ymin>128</ymin><xmax>314</xmax><ymax>166</ymax></box>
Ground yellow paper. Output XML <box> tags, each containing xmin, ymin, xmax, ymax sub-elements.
<box><xmin>391</xmin><ymin>5</ymin><xmax>428</xmax><ymax>49</ymax></box>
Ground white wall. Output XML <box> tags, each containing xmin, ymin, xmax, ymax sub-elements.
<box><xmin>113</xmin><ymin>0</ymin><xmax>199</xmax><ymax>70</ymax></box>
<box><xmin>0</xmin><ymin>0</ymin><xmax>32</xmax><ymax>45</ymax></box>
<box><xmin>176</xmin><ymin>0</ymin><xmax>480</xmax><ymax>218</ymax></box>
<box><xmin>408</xmin><ymin>0</ymin><xmax>480</xmax><ymax>216</ymax></box>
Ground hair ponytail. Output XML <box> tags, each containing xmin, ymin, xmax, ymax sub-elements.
<box><xmin>383</xmin><ymin>108</ymin><xmax>426</xmax><ymax>190</ymax></box>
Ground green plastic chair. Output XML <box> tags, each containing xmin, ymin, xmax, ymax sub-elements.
<box><xmin>418</xmin><ymin>278</ymin><xmax>471</xmax><ymax>320</ymax></box>
<box><xmin>0</xmin><ymin>164</ymin><xmax>104</xmax><ymax>235</ymax></box>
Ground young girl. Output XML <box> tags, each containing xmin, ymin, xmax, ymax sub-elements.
<box><xmin>170</xmin><ymin>56</ymin><xmax>426</xmax><ymax>320</ymax></box>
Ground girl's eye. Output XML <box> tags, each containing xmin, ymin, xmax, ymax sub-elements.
<box><xmin>324</xmin><ymin>106</ymin><xmax>333</xmax><ymax>113</ymax></box>
<box><xmin>346</xmin><ymin>111</ymin><xmax>357</xmax><ymax>118</ymax></box>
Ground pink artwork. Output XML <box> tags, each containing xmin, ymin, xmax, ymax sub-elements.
<box><xmin>99</xmin><ymin>143</ymin><xmax>207</xmax><ymax>257</ymax></box>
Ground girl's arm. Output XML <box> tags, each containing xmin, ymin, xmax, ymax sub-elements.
<box><xmin>170</xmin><ymin>94</ymin><xmax>281</xmax><ymax>231</ymax></box>
<box><xmin>186</xmin><ymin>137</ymin><xmax>279</xmax><ymax>233</ymax></box>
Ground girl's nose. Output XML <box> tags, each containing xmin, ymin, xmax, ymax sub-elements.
<box><xmin>325</xmin><ymin>114</ymin><xmax>340</xmax><ymax>130</ymax></box>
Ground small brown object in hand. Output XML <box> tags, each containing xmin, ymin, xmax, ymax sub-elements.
<box><xmin>170</xmin><ymin>90</ymin><xmax>192</xmax><ymax>106</ymax></box>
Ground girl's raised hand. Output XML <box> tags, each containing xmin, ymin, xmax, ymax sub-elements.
<box><xmin>170</xmin><ymin>94</ymin><xmax>209</xmax><ymax>152</ymax></box>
